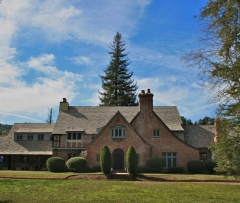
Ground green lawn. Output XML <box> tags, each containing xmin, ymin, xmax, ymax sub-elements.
<box><xmin>0</xmin><ymin>179</ymin><xmax>239</xmax><ymax>203</ymax></box>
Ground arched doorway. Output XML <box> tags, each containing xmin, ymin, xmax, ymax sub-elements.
<box><xmin>112</xmin><ymin>148</ymin><xmax>124</xmax><ymax>171</ymax></box>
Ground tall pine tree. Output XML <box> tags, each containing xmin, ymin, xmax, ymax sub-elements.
<box><xmin>99</xmin><ymin>32</ymin><xmax>138</xmax><ymax>106</ymax></box>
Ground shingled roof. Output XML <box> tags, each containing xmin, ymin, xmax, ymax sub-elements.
<box><xmin>0</xmin><ymin>123</ymin><xmax>54</xmax><ymax>155</ymax></box>
<box><xmin>183</xmin><ymin>125</ymin><xmax>215</xmax><ymax>148</ymax></box>
<box><xmin>53</xmin><ymin>106</ymin><xmax>183</xmax><ymax>135</ymax></box>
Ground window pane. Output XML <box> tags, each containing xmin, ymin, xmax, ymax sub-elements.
<box><xmin>115</xmin><ymin>129</ymin><xmax>118</xmax><ymax>137</ymax></box>
<box><xmin>168</xmin><ymin>158</ymin><xmax>172</xmax><ymax>168</ymax></box>
<box><xmin>162</xmin><ymin>152</ymin><xmax>166</xmax><ymax>156</ymax></box>
<box><xmin>173</xmin><ymin>158</ymin><xmax>177</xmax><ymax>167</ymax></box>
<box><xmin>73</xmin><ymin>133</ymin><xmax>76</xmax><ymax>140</ymax></box>
<box><xmin>68</xmin><ymin>133</ymin><xmax>71</xmax><ymax>140</ymax></box>
<box><xmin>77</xmin><ymin>133</ymin><xmax>81</xmax><ymax>140</ymax></box>
<box><xmin>119</xmin><ymin>129</ymin><xmax>122</xmax><ymax>137</ymax></box>
<box><xmin>168</xmin><ymin>152</ymin><xmax>171</xmax><ymax>156</ymax></box>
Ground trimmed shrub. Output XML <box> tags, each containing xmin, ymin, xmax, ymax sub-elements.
<box><xmin>100</xmin><ymin>146</ymin><xmax>112</xmax><ymax>174</ymax></box>
<box><xmin>86</xmin><ymin>165</ymin><xmax>102</xmax><ymax>173</ymax></box>
<box><xmin>126</xmin><ymin>146</ymin><xmax>138</xmax><ymax>175</ymax></box>
<box><xmin>46</xmin><ymin>157</ymin><xmax>66</xmax><ymax>172</ymax></box>
<box><xmin>146</xmin><ymin>157</ymin><xmax>165</xmax><ymax>173</ymax></box>
<box><xmin>204</xmin><ymin>160</ymin><xmax>216</xmax><ymax>174</ymax></box>
<box><xmin>66</xmin><ymin>157</ymin><xmax>87</xmax><ymax>173</ymax></box>
<box><xmin>187</xmin><ymin>160</ymin><xmax>205</xmax><ymax>174</ymax></box>
<box><xmin>168</xmin><ymin>167</ymin><xmax>184</xmax><ymax>174</ymax></box>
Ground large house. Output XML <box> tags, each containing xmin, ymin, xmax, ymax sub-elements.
<box><xmin>0</xmin><ymin>89</ymin><xmax>214</xmax><ymax>171</ymax></box>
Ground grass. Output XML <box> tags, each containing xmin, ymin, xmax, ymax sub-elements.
<box><xmin>0</xmin><ymin>179</ymin><xmax>239</xmax><ymax>203</ymax></box>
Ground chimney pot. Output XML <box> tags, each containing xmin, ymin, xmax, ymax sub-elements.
<box><xmin>147</xmin><ymin>89</ymin><xmax>151</xmax><ymax>94</ymax></box>
<box><xmin>63</xmin><ymin>98</ymin><xmax>67</xmax><ymax>103</ymax></box>
<box><xmin>141</xmin><ymin>90</ymin><xmax>145</xmax><ymax>94</ymax></box>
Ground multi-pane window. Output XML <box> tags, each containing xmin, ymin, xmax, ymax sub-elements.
<box><xmin>27</xmin><ymin>134</ymin><xmax>33</xmax><ymax>141</ymax></box>
<box><xmin>38</xmin><ymin>134</ymin><xmax>44</xmax><ymax>140</ymax></box>
<box><xmin>53</xmin><ymin>135</ymin><xmax>60</xmax><ymax>147</ymax></box>
<box><xmin>111</xmin><ymin>126</ymin><xmax>126</xmax><ymax>138</ymax></box>
<box><xmin>17</xmin><ymin>135</ymin><xmax>23</xmax><ymax>140</ymax></box>
<box><xmin>200</xmin><ymin>152</ymin><xmax>207</xmax><ymax>161</ymax></box>
<box><xmin>162</xmin><ymin>152</ymin><xmax>177</xmax><ymax>168</ymax></box>
<box><xmin>153</xmin><ymin>129</ymin><xmax>160</xmax><ymax>137</ymax></box>
<box><xmin>67</xmin><ymin>132</ymin><xmax>82</xmax><ymax>140</ymax></box>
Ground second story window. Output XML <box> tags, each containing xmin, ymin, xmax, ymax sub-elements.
<box><xmin>38</xmin><ymin>134</ymin><xmax>44</xmax><ymax>140</ymax></box>
<box><xmin>153</xmin><ymin>129</ymin><xmax>160</xmax><ymax>137</ymax></box>
<box><xmin>111</xmin><ymin>126</ymin><xmax>126</xmax><ymax>138</ymax></box>
<box><xmin>17</xmin><ymin>135</ymin><xmax>23</xmax><ymax>140</ymax></box>
<box><xmin>28</xmin><ymin>134</ymin><xmax>33</xmax><ymax>141</ymax></box>
<box><xmin>67</xmin><ymin>132</ymin><xmax>82</xmax><ymax>140</ymax></box>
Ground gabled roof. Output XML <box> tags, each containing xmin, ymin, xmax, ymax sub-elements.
<box><xmin>53</xmin><ymin>106</ymin><xmax>183</xmax><ymax>134</ymax></box>
<box><xmin>0</xmin><ymin>123</ymin><xmax>54</xmax><ymax>155</ymax></box>
<box><xmin>183</xmin><ymin>125</ymin><xmax>215</xmax><ymax>148</ymax></box>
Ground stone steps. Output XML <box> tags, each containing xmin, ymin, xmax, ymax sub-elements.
<box><xmin>108</xmin><ymin>173</ymin><xmax>134</xmax><ymax>180</ymax></box>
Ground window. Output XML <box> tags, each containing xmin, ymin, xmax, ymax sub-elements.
<box><xmin>38</xmin><ymin>134</ymin><xmax>44</xmax><ymax>140</ymax></box>
<box><xmin>162</xmin><ymin>152</ymin><xmax>177</xmax><ymax>168</ymax></box>
<box><xmin>28</xmin><ymin>134</ymin><xmax>33</xmax><ymax>141</ymax></box>
<box><xmin>111</xmin><ymin>126</ymin><xmax>126</xmax><ymax>138</ymax></box>
<box><xmin>200</xmin><ymin>152</ymin><xmax>207</xmax><ymax>161</ymax></box>
<box><xmin>53</xmin><ymin>135</ymin><xmax>60</xmax><ymax>147</ymax></box>
<box><xmin>67</xmin><ymin>132</ymin><xmax>82</xmax><ymax>140</ymax></box>
<box><xmin>153</xmin><ymin>129</ymin><xmax>160</xmax><ymax>137</ymax></box>
<box><xmin>17</xmin><ymin>135</ymin><xmax>23</xmax><ymax>140</ymax></box>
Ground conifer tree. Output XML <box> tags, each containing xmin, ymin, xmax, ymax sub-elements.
<box><xmin>99</xmin><ymin>32</ymin><xmax>138</xmax><ymax>106</ymax></box>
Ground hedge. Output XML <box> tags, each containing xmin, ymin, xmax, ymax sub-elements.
<box><xmin>100</xmin><ymin>146</ymin><xmax>112</xmax><ymax>174</ymax></box>
<box><xmin>66</xmin><ymin>157</ymin><xmax>87</xmax><ymax>173</ymax></box>
<box><xmin>126</xmin><ymin>146</ymin><xmax>138</xmax><ymax>175</ymax></box>
<box><xmin>46</xmin><ymin>157</ymin><xmax>66</xmax><ymax>172</ymax></box>
<box><xmin>187</xmin><ymin>160</ymin><xmax>205</xmax><ymax>174</ymax></box>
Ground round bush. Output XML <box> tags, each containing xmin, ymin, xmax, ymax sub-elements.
<box><xmin>187</xmin><ymin>160</ymin><xmax>205</xmax><ymax>174</ymax></box>
<box><xmin>46</xmin><ymin>157</ymin><xmax>66</xmax><ymax>172</ymax></box>
<box><xmin>100</xmin><ymin>146</ymin><xmax>112</xmax><ymax>174</ymax></box>
<box><xmin>204</xmin><ymin>160</ymin><xmax>216</xmax><ymax>174</ymax></box>
<box><xmin>66</xmin><ymin>157</ymin><xmax>87</xmax><ymax>173</ymax></box>
<box><xmin>126</xmin><ymin>146</ymin><xmax>138</xmax><ymax>175</ymax></box>
<box><xmin>146</xmin><ymin>157</ymin><xmax>165</xmax><ymax>173</ymax></box>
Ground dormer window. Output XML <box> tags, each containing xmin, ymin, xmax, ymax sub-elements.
<box><xmin>67</xmin><ymin>132</ymin><xmax>82</xmax><ymax>140</ymax></box>
<box><xmin>28</xmin><ymin>134</ymin><xmax>33</xmax><ymax>140</ymax></box>
<box><xmin>111</xmin><ymin>126</ymin><xmax>125</xmax><ymax>138</ymax></box>
<box><xmin>38</xmin><ymin>134</ymin><xmax>44</xmax><ymax>140</ymax></box>
<box><xmin>17</xmin><ymin>135</ymin><xmax>23</xmax><ymax>140</ymax></box>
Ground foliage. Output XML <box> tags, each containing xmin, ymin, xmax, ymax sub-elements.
<box><xmin>100</xmin><ymin>146</ymin><xmax>112</xmax><ymax>174</ymax></box>
<box><xmin>99</xmin><ymin>32</ymin><xmax>138</xmax><ymax>106</ymax></box>
<box><xmin>46</xmin><ymin>108</ymin><xmax>54</xmax><ymax>124</ymax></box>
<box><xmin>66</xmin><ymin>157</ymin><xmax>87</xmax><ymax>173</ymax></box>
<box><xmin>187</xmin><ymin>160</ymin><xmax>205</xmax><ymax>174</ymax></box>
<box><xmin>212</xmin><ymin>119</ymin><xmax>240</xmax><ymax>176</ymax></box>
<box><xmin>204</xmin><ymin>160</ymin><xmax>216</xmax><ymax>174</ymax></box>
<box><xmin>126</xmin><ymin>146</ymin><xmax>138</xmax><ymax>175</ymax></box>
<box><xmin>46</xmin><ymin>157</ymin><xmax>66</xmax><ymax>172</ymax></box>
<box><xmin>181</xmin><ymin>116</ymin><xmax>193</xmax><ymax>125</ymax></box>
<box><xmin>146</xmin><ymin>157</ymin><xmax>165</xmax><ymax>173</ymax></box>
<box><xmin>0</xmin><ymin>124</ymin><xmax>12</xmax><ymax>135</ymax></box>
<box><xmin>184</xmin><ymin>0</ymin><xmax>240</xmax><ymax>175</ymax></box>
<box><xmin>86</xmin><ymin>165</ymin><xmax>102</xmax><ymax>173</ymax></box>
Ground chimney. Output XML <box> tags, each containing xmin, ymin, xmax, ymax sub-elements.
<box><xmin>59</xmin><ymin>98</ymin><xmax>69</xmax><ymax>111</ymax></box>
<box><xmin>138</xmin><ymin>89</ymin><xmax>154</xmax><ymax>113</ymax></box>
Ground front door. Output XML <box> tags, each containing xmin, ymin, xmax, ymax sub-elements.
<box><xmin>113</xmin><ymin>149</ymin><xmax>124</xmax><ymax>171</ymax></box>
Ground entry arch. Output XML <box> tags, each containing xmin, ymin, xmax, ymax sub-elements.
<box><xmin>112</xmin><ymin>148</ymin><xmax>124</xmax><ymax>171</ymax></box>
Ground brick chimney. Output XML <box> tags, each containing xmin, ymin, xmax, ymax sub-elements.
<box><xmin>138</xmin><ymin>89</ymin><xmax>154</xmax><ymax>113</ymax></box>
<box><xmin>59</xmin><ymin>98</ymin><xmax>69</xmax><ymax>111</ymax></box>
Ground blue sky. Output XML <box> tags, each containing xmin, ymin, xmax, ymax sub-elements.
<box><xmin>0</xmin><ymin>0</ymin><xmax>215</xmax><ymax>125</ymax></box>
